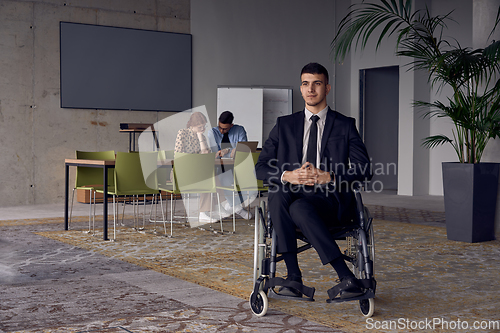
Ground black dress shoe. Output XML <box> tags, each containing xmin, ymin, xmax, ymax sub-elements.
<box><xmin>277</xmin><ymin>274</ymin><xmax>303</xmax><ymax>297</ymax></box>
<box><xmin>338</xmin><ymin>276</ymin><xmax>365</xmax><ymax>299</ymax></box>
<box><xmin>327</xmin><ymin>276</ymin><xmax>365</xmax><ymax>300</ymax></box>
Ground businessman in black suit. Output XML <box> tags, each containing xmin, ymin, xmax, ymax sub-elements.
<box><xmin>255</xmin><ymin>63</ymin><xmax>372</xmax><ymax>300</ymax></box>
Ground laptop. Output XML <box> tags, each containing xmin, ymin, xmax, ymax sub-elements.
<box><xmin>235</xmin><ymin>141</ymin><xmax>259</xmax><ymax>153</ymax></box>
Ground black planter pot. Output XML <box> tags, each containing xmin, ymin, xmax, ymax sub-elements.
<box><xmin>442</xmin><ymin>162</ymin><xmax>499</xmax><ymax>243</ymax></box>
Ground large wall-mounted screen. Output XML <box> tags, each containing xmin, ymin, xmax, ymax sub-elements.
<box><xmin>60</xmin><ymin>22</ymin><xmax>192</xmax><ymax>112</ymax></box>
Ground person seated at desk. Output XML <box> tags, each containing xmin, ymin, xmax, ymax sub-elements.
<box><xmin>208</xmin><ymin>111</ymin><xmax>256</xmax><ymax>219</ymax></box>
<box><xmin>174</xmin><ymin>111</ymin><xmax>232</xmax><ymax>223</ymax></box>
<box><xmin>209</xmin><ymin>111</ymin><xmax>247</xmax><ymax>158</ymax></box>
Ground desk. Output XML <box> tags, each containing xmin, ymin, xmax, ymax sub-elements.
<box><xmin>64</xmin><ymin>158</ymin><xmax>115</xmax><ymax>241</ymax></box>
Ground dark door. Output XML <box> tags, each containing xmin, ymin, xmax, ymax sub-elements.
<box><xmin>360</xmin><ymin>66</ymin><xmax>399</xmax><ymax>191</ymax></box>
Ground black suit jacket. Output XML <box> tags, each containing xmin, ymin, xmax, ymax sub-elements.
<box><xmin>256</xmin><ymin>108</ymin><xmax>372</xmax><ymax>222</ymax></box>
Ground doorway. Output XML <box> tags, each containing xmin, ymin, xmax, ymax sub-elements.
<box><xmin>360</xmin><ymin>66</ymin><xmax>399</xmax><ymax>191</ymax></box>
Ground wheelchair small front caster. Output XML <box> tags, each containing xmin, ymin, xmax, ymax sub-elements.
<box><xmin>249</xmin><ymin>290</ymin><xmax>268</xmax><ymax>317</ymax></box>
<box><xmin>359</xmin><ymin>298</ymin><xmax>375</xmax><ymax>317</ymax></box>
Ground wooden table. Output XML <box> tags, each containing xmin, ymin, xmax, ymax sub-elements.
<box><xmin>64</xmin><ymin>158</ymin><xmax>115</xmax><ymax>241</ymax></box>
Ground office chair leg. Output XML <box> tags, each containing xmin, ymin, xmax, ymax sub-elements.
<box><xmin>92</xmin><ymin>190</ymin><xmax>96</xmax><ymax>235</ymax></box>
<box><xmin>153</xmin><ymin>193</ymin><xmax>159</xmax><ymax>233</ymax></box>
<box><xmin>148</xmin><ymin>194</ymin><xmax>156</xmax><ymax>231</ymax></box>
<box><xmin>247</xmin><ymin>191</ymin><xmax>251</xmax><ymax>220</ymax></box>
<box><xmin>170</xmin><ymin>193</ymin><xmax>174</xmax><ymax>237</ymax></box>
<box><xmin>158</xmin><ymin>193</ymin><xmax>168</xmax><ymax>236</ymax></box>
<box><xmin>209</xmin><ymin>193</ymin><xmax>213</xmax><ymax>227</ymax></box>
<box><xmin>232</xmin><ymin>192</ymin><xmax>236</xmax><ymax>233</ymax></box>
<box><xmin>154</xmin><ymin>194</ymin><xmax>159</xmax><ymax>232</ymax></box>
<box><xmin>187</xmin><ymin>193</ymin><xmax>190</xmax><ymax>224</ymax></box>
<box><xmin>132</xmin><ymin>195</ymin><xmax>139</xmax><ymax>231</ymax></box>
<box><xmin>69</xmin><ymin>188</ymin><xmax>76</xmax><ymax>228</ymax></box>
<box><xmin>142</xmin><ymin>194</ymin><xmax>147</xmax><ymax>230</ymax></box>
<box><xmin>120</xmin><ymin>195</ymin><xmax>126</xmax><ymax>227</ymax></box>
<box><xmin>112</xmin><ymin>195</ymin><xmax>116</xmax><ymax>241</ymax></box>
<box><xmin>87</xmin><ymin>190</ymin><xmax>93</xmax><ymax>233</ymax></box>
<box><xmin>218</xmin><ymin>193</ymin><xmax>224</xmax><ymax>234</ymax></box>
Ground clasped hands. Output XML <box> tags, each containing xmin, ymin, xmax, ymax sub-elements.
<box><xmin>283</xmin><ymin>162</ymin><xmax>332</xmax><ymax>186</ymax></box>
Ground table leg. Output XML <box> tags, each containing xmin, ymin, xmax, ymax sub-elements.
<box><xmin>103</xmin><ymin>165</ymin><xmax>109</xmax><ymax>241</ymax></box>
<box><xmin>153</xmin><ymin>130</ymin><xmax>159</xmax><ymax>151</ymax></box>
<box><xmin>64</xmin><ymin>163</ymin><xmax>69</xmax><ymax>230</ymax></box>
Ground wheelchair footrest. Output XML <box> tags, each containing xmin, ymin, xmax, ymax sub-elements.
<box><xmin>326</xmin><ymin>290</ymin><xmax>375</xmax><ymax>303</ymax></box>
<box><xmin>267</xmin><ymin>277</ymin><xmax>315</xmax><ymax>301</ymax></box>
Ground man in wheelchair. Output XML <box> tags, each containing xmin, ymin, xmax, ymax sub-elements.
<box><xmin>255</xmin><ymin>62</ymin><xmax>372</xmax><ymax>302</ymax></box>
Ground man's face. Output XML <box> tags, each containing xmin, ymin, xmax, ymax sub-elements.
<box><xmin>300</xmin><ymin>73</ymin><xmax>331</xmax><ymax>109</ymax></box>
<box><xmin>218</xmin><ymin>122</ymin><xmax>233</xmax><ymax>134</ymax></box>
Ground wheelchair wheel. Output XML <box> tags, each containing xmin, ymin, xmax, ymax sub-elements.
<box><xmin>365</xmin><ymin>207</ymin><xmax>375</xmax><ymax>264</ymax></box>
<box><xmin>359</xmin><ymin>298</ymin><xmax>375</xmax><ymax>317</ymax></box>
<box><xmin>350</xmin><ymin>207</ymin><xmax>375</xmax><ymax>279</ymax></box>
<box><xmin>249</xmin><ymin>290</ymin><xmax>268</xmax><ymax>317</ymax></box>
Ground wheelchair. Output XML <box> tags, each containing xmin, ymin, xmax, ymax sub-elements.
<box><xmin>249</xmin><ymin>185</ymin><xmax>376</xmax><ymax>317</ymax></box>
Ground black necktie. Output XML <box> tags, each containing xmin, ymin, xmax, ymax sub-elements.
<box><xmin>221</xmin><ymin>132</ymin><xmax>230</xmax><ymax>150</ymax></box>
<box><xmin>306</xmin><ymin>115</ymin><xmax>319</xmax><ymax>166</ymax></box>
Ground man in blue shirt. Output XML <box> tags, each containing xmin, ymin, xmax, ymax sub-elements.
<box><xmin>209</xmin><ymin>111</ymin><xmax>255</xmax><ymax>219</ymax></box>
<box><xmin>210</xmin><ymin>111</ymin><xmax>248</xmax><ymax>158</ymax></box>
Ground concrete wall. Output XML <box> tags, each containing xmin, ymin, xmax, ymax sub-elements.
<box><xmin>0</xmin><ymin>0</ymin><xmax>190</xmax><ymax>207</ymax></box>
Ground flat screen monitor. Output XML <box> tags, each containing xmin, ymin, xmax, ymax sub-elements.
<box><xmin>60</xmin><ymin>22</ymin><xmax>192</xmax><ymax>112</ymax></box>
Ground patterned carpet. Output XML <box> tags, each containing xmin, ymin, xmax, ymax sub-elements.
<box><xmin>30</xmin><ymin>205</ymin><xmax>500</xmax><ymax>333</ymax></box>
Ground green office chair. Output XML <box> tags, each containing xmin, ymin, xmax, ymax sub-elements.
<box><xmin>251</xmin><ymin>151</ymin><xmax>268</xmax><ymax>205</ymax></box>
<box><xmin>95</xmin><ymin>151</ymin><xmax>160</xmax><ymax>240</ymax></box>
<box><xmin>218</xmin><ymin>151</ymin><xmax>265</xmax><ymax>233</ymax></box>
<box><xmin>156</xmin><ymin>150</ymin><xmax>175</xmax><ymax>187</ymax></box>
<box><xmin>159</xmin><ymin>152</ymin><xmax>223</xmax><ymax>235</ymax></box>
<box><xmin>70</xmin><ymin>150</ymin><xmax>115</xmax><ymax>234</ymax></box>
<box><xmin>150</xmin><ymin>150</ymin><xmax>178</xmax><ymax>233</ymax></box>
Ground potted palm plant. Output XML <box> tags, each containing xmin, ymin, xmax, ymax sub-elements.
<box><xmin>332</xmin><ymin>0</ymin><xmax>500</xmax><ymax>242</ymax></box>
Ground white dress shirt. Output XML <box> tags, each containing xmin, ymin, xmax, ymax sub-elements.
<box><xmin>281</xmin><ymin>106</ymin><xmax>329</xmax><ymax>184</ymax></box>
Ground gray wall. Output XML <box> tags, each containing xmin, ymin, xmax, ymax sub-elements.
<box><xmin>0</xmin><ymin>0</ymin><xmax>190</xmax><ymax>207</ymax></box>
<box><xmin>191</xmin><ymin>0</ymin><xmax>336</xmax><ymax>126</ymax></box>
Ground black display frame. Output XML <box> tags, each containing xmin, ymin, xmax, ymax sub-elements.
<box><xmin>60</xmin><ymin>22</ymin><xmax>192</xmax><ymax>112</ymax></box>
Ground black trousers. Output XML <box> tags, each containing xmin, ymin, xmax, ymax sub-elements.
<box><xmin>268</xmin><ymin>184</ymin><xmax>342</xmax><ymax>265</ymax></box>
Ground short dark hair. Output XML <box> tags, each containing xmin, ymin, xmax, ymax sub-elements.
<box><xmin>300</xmin><ymin>63</ymin><xmax>329</xmax><ymax>84</ymax></box>
<box><xmin>219</xmin><ymin>111</ymin><xmax>234</xmax><ymax>124</ymax></box>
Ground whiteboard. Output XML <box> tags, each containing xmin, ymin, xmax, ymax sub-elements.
<box><xmin>217</xmin><ymin>87</ymin><xmax>264</xmax><ymax>146</ymax></box>
<box><xmin>217</xmin><ymin>87</ymin><xmax>292</xmax><ymax>147</ymax></box>
<box><xmin>263</xmin><ymin>89</ymin><xmax>293</xmax><ymax>142</ymax></box>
